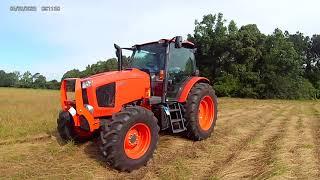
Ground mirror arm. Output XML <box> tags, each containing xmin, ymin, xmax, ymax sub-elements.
<box><xmin>114</xmin><ymin>44</ymin><xmax>122</xmax><ymax>71</ymax></box>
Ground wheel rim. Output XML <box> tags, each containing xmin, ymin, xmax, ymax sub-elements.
<box><xmin>198</xmin><ymin>96</ymin><xmax>215</xmax><ymax>131</ymax></box>
<box><xmin>124</xmin><ymin>123</ymin><xmax>151</xmax><ymax>159</ymax></box>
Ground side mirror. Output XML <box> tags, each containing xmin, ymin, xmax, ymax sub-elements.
<box><xmin>175</xmin><ymin>36</ymin><xmax>183</xmax><ymax>48</ymax></box>
<box><xmin>114</xmin><ymin>44</ymin><xmax>121</xmax><ymax>58</ymax></box>
<box><xmin>114</xmin><ymin>44</ymin><xmax>122</xmax><ymax>71</ymax></box>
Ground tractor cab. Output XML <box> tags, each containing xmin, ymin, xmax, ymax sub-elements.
<box><xmin>117</xmin><ymin>37</ymin><xmax>198</xmax><ymax>103</ymax></box>
<box><xmin>129</xmin><ymin>38</ymin><xmax>197</xmax><ymax>101</ymax></box>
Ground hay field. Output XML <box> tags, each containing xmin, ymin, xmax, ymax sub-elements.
<box><xmin>0</xmin><ymin>88</ymin><xmax>319</xmax><ymax>179</ymax></box>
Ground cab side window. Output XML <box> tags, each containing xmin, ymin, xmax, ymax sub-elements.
<box><xmin>168</xmin><ymin>46</ymin><xmax>195</xmax><ymax>76</ymax></box>
<box><xmin>166</xmin><ymin>45</ymin><xmax>196</xmax><ymax>99</ymax></box>
<box><xmin>168</xmin><ymin>44</ymin><xmax>195</xmax><ymax>81</ymax></box>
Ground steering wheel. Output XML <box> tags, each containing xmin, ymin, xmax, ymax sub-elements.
<box><xmin>145</xmin><ymin>61</ymin><xmax>158</xmax><ymax>72</ymax></box>
<box><xmin>168</xmin><ymin>67</ymin><xmax>181</xmax><ymax>74</ymax></box>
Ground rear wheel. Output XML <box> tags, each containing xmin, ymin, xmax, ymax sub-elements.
<box><xmin>184</xmin><ymin>83</ymin><xmax>217</xmax><ymax>140</ymax></box>
<box><xmin>57</xmin><ymin>111</ymin><xmax>93</xmax><ymax>143</ymax></box>
<box><xmin>100</xmin><ymin>106</ymin><xmax>159</xmax><ymax>172</ymax></box>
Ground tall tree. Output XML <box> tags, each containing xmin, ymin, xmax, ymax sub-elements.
<box><xmin>18</xmin><ymin>71</ymin><xmax>33</xmax><ymax>88</ymax></box>
<box><xmin>33</xmin><ymin>74</ymin><xmax>47</xmax><ymax>88</ymax></box>
<box><xmin>46</xmin><ymin>80</ymin><xmax>60</xmax><ymax>89</ymax></box>
<box><xmin>305</xmin><ymin>35</ymin><xmax>320</xmax><ymax>91</ymax></box>
<box><xmin>61</xmin><ymin>69</ymin><xmax>82</xmax><ymax>80</ymax></box>
<box><xmin>258</xmin><ymin>29</ymin><xmax>316</xmax><ymax>99</ymax></box>
<box><xmin>188</xmin><ymin>13</ymin><xmax>229</xmax><ymax>81</ymax></box>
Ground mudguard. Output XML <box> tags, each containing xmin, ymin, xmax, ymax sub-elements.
<box><xmin>177</xmin><ymin>77</ymin><xmax>210</xmax><ymax>103</ymax></box>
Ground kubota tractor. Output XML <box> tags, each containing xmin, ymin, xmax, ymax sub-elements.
<box><xmin>57</xmin><ymin>36</ymin><xmax>218</xmax><ymax>171</ymax></box>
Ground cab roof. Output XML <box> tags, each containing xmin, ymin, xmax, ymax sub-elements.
<box><xmin>134</xmin><ymin>38</ymin><xmax>195</xmax><ymax>49</ymax></box>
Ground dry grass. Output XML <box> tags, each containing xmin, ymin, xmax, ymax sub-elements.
<box><xmin>0</xmin><ymin>88</ymin><xmax>60</xmax><ymax>141</ymax></box>
<box><xmin>0</xmin><ymin>88</ymin><xmax>319</xmax><ymax>179</ymax></box>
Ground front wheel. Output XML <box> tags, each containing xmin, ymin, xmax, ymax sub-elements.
<box><xmin>100</xmin><ymin>106</ymin><xmax>159</xmax><ymax>172</ymax></box>
<box><xmin>57</xmin><ymin>111</ymin><xmax>93</xmax><ymax>143</ymax></box>
<box><xmin>184</xmin><ymin>83</ymin><xmax>218</xmax><ymax>141</ymax></box>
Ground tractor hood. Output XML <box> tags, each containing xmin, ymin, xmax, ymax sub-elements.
<box><xmin>78</xmin><ymin>68</ymin><xmax>151</xmax><ymax>117</ymax></box>
<box><xmin>81</xmin><ymin>68</ymin><xmax>149</xmax><ymax>87</ymax></box>
<box><xmin>60</xmin><ymin>68</ymin><xmax>151</xmax><ymax>132</ymax></box>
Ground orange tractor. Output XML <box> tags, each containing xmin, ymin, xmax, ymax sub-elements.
<box><xmin>57</xmin><ymin>36</ymin><xmax>218</xmax><ymax>171</ymax></box>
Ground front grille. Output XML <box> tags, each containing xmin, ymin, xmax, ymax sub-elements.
<box><xmin>66</xmin><ymin>80</ymin><xmax>76</xmax><ymax>92</ymax></box>
<box><xmin>96</xmin><ymin>82</ymin><xmax>115</xmax><ymax>107</ymax></box>
<box><xmin>82</xmin><ymin>89</ymin><xmax>89</xmax><ymax>104</ymax></box>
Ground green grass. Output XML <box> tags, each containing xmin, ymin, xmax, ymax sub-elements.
<box><xmin>0</xmin><ymin>88</ymin><xmax>60</xmax><ymax>140</ymax></box>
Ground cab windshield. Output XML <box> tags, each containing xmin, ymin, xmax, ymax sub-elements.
<box><xmin>130</xmin><ymin>43</ymin><xmax>166</xmax><ymax>73</ymax></box>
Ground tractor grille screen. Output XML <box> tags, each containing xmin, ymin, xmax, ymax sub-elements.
<box><xmin>82</xmin><ymin>89</ymin><xmax>89</xmax><ymax>104</ymax></box>
<box><xmin>96</xmin><ymin>82</ymin><xmax>115</xmax><ymax>107</ymax></box>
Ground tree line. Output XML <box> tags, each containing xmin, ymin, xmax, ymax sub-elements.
<box><xmin>0</xmin><ymin>58</ymin><xmax>120</xmax><ymax>90</ymax></box>
<box><xmin>0</xmin><ymin>13</ymin><xmax>319</xmax><ymax>99</ymax></box>
<box><xmin>61</xmin><ymin>58</ymin><xmax>121</xmax><ymax>79</ymax></box>
<box><xmin>0</xmin><ymin>70</ymin><xmax>60</xmax><ymax>89</ymax></box>
<box><xmin>188</xmin><ymin>13</ymin><xmax>320</xmax><ymax>99</ymax></box>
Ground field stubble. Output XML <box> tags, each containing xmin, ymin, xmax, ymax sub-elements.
<box><xmin>0</xmin><ymin>88</ymin><xmax>319</xmax><ymax>179</ymax></box>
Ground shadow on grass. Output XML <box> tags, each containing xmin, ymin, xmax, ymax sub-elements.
<box><xmin>52</xmin><ymin>130</ymin><xmax>109</xmax><ymax>168</ymax></box>
<box><xmin>49</xmin><ymin>130</ymin><xmax>69</xmax><ymax>146</ymax></box>
<box><xmin>83</xmin><ymin>138</ymin><xmax>109</xmax><ymax>168</ymax></box>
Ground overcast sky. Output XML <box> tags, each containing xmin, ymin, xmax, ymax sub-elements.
<box><xmin>1</xmin><ymin>0</ymin><xmax>319</xmax><ymax>80</ymax></box>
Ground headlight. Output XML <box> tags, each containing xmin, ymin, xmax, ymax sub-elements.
<box><xmin>84</xmin><ymin>104</ymin><xmax>94</xmax><ymax>114</ymax></box>
<box><xmin>82</xmin><ymin>80</ymin><xmax>92</xmax><ymax>89</ymax></box>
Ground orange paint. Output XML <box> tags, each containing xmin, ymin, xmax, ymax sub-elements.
<box><xmin>60</xmin><ymin>68</ymin><xmax>151</xmax><ymax>132</ymax></box>
<box><xmin>177</xmin><ymin>77</ymin><xmax>210</xmax><ymax>102</ymax></box>
<box><xmin>88</xmin><ymin>68</ymin><xmax>150</xmax><ymax>117</ymax></box>
<box><xmin>124</xmin><ymin>123</ymin><xmax>151</xmax><ymax>159</ymax></box>
<box><xmin>198</xmin><ymin>95</ymin><xmax>214</xmax><ymax>131</ymax></box>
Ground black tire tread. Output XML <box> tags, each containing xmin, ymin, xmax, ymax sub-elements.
<box><xmin>100</xmin><ymin>106</ymin><xmax>159</xmax><ymax>172</ymax></box>
<box><xmin>184</xmin><ymin>83</ymin><xmax>218</xmax><ymax>141</ymax></box>
<box><xmin>57</xmin><ymin>111</ymin><xmax>92</xmax><ymax>143</ymax></box>
<box><xmin>57</xmin><ymin>111</ymin><xmax>73</xmax><ymax>141</ymax></box>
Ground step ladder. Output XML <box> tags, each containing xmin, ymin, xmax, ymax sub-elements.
<box><xmin>168</xmin><ymin>103</ymin><xmax>187</xmax><ymax>133</ymax></box>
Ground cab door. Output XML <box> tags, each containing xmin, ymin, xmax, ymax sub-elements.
<box><xmin>166</xmin><ymin>45</ymin><xmax>196</xmax><ymax>101</ymax></box>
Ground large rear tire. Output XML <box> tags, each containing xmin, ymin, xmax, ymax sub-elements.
<box><xmin>184</xmin><ymin>83</ymin><xmax>218</xmax><ymax>141</ymax></box>
<box><xmin>100</xmin><ymin>106</ymin><xmax>159</xmax><ymax>172</ymax></box>
<box><xmin>57</xmin><ymin>111</ymin><xmax>93</xmax><ymax>143</ymax></box>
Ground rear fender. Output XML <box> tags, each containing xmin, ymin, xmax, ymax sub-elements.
<box><xmin>177</xmin><ymin>77</ymin><xmax>210</xmax><ymax>103</ymax></box>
